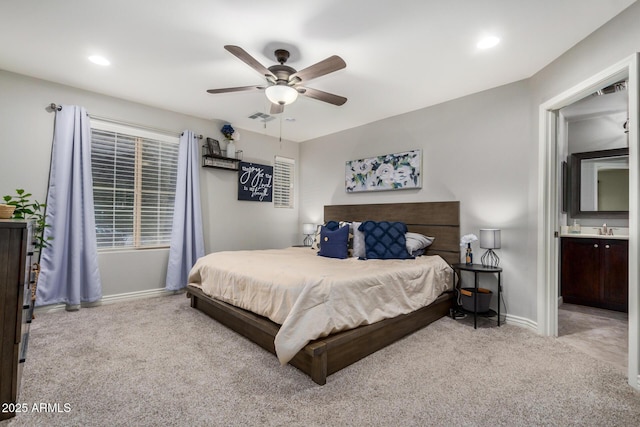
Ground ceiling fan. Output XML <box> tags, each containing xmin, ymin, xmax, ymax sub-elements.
<box><xmin>207</xmin><ymin>45</ymin><xmax>347</xmax><ymax>114</ymax></box>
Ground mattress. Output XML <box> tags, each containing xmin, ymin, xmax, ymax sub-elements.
<box><xmin>187</xmin><ymin>246</ymin><xmax>453</xmax><ymax>364</ymax></box>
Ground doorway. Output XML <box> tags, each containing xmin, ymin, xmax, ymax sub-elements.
<box><xmin>555</xmin><ymin>82</ymin><xmax>630</xmax><ymax>373</ymax></box>
<box><xmin>537</xmin><ymin>53</ymin><xmax>639</xmax><ymax>390</ymax></box>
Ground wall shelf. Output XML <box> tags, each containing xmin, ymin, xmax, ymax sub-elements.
<box><xmin>202</xmin><ymin>154</ymin><xmax>239</xmax><ymax>171</ymax></box>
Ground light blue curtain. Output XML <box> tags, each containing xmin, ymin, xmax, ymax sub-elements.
<box><xmin>37</xmin><ymin>105</ymin><xmax>102</xmax><ymax>308</ymax></box>
<box><xmin>165</xmin><ymin>130</ymin><xmax>205</xmax><ymax>290</ymax></box>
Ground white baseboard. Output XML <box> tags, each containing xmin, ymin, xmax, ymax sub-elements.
<box><xmin>504</xmin><ymin>313</ymin><xmax>538</xmax><ymax>332</ymax></box>
<box><xmin>558</xmin><ymin>296</ymin><xmax>564</xmax><ymax>306</ymax></box>
<box><xmin>34</xmin><ymin>287</ymin><xmax>180</xmax><ymax>314</ymax></box>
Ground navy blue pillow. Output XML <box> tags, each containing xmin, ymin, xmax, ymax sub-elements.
<box><xmin>318</xmin><ymin>224</ymin><xmax>349</xmax><ymax>259</ymax></box>
<box><xmin>324</xmin><ymin>220</ymin><xmax>340</xmax><ymax>231</ymax></box>
<box><xmin>358</xmin><ymin>221</ymin><xmax>414</xmax><ymax>260</ymax></box>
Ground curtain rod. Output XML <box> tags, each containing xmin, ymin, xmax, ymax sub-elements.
<box><xmin>47</xmin><ymin>103</ymin><xmax>202</xmax><ymax>139</ymax></box>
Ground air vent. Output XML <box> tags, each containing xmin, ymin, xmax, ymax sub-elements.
<box><xmin>248</xmin><ymin>112</ymin><xmax>276</xmax><ymax>122</ymax></box>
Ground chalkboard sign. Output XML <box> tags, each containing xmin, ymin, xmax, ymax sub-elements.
<box><xmin>238</xmin><ymin>161</ymin><xmax>273</xmax><ymax>202</ymax></box>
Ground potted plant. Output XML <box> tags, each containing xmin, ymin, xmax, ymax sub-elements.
<box><xmin>2</xmin><ymin>189</ymin><xmax>50</xmax><ymax>253</ymax></box>
<box><xmin>2</xmin><ymin>189</ymin><xmax>50</xmax><ymax>314</ymax></box>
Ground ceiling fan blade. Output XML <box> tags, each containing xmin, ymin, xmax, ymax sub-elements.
<box><xmin>270</xmin><ymin>103</ymin><xmax>284</xmax><ymax>114</ymax></box>
<box><xmin>299</xmin><ymin>87</ymin><xmax>347</xmax><ymax>106</ymax></box>
<box><xmin>290</xmin><ymin>55</ymin><xmax>346</xmax><ymax>82</ymax></box>
<box><xmin>224</xmin><ymin>45</ymin><xmax>275</xmax><ymax>79</ymax></box>
<box><xmin>207</xmin><ymin>85</ymin><xmax>264</xmax><ymax>94</ymax></box>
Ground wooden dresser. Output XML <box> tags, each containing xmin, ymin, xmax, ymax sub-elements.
<box><xmin>0</xmin><ymin>220</ymin><xmax>34</xmax><ymax>420</ymax></box>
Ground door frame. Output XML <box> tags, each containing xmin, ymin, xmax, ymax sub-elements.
<box><xmin>537</xmin><ymin>53</ymin><xmax>639</xmax><ymax>390</ymax></box>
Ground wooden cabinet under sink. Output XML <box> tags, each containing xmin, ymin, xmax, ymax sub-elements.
<box><xmin>561</xmin><ymin>237</ymin><xmax>628</xmax><ymax>312</ymax></box>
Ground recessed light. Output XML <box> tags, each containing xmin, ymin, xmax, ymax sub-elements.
<box><xmin>477</xmin><ymin>36</ymin><xmax>500</xmax><ymax>50</ymax></box>
<box><xmin>88</xmin><ymin>55</ymin><xmax>110</xmax><ymax>66</ymax></box>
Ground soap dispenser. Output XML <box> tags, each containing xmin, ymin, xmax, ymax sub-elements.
<box><xmin>571</xmin><ymin>219</ymin><xmax>581</xmax><ymax>234</ymax></box>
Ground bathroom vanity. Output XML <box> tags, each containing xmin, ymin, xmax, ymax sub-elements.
<box><xmin>560</xmin><ymin>229</ymin><xmax>628</xmax><ymax>312</ymax></box>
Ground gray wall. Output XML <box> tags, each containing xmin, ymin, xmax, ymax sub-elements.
<box><xmin>300</xmin><ymin>81</ymin><xmax>535</xmax><ymax>322</ymax></box>
<box><xmin>0</xmin><ymin>70</ymin><xmax>299</xmax><ymax>299</ymax></box>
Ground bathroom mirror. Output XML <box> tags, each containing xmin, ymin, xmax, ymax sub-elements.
<box><xmin>569</xmin><ymin>148</ymin><xmax>629</xmax><ymax>219</ymax></box>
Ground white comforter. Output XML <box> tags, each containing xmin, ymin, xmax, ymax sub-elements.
<box><xmin>187</xmin><ymin>247</ymin><xmax>453</xmax><ymax>364</ymax></box>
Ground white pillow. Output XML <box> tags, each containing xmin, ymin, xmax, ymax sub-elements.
<box><xmin>405</xmin><ymin>232</ymin><xmax>435</xmax><ymax>254</ymax></box>
<box><xmin>351</xmin><ymin>221</ymin><xmax>366</xmax><ymax>258</ymax></box>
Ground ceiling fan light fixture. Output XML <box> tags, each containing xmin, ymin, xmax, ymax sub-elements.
<box><xmin>265</xmin><ymin>84</ymin><xmax>298</xmax><ymax>105</ymax></box>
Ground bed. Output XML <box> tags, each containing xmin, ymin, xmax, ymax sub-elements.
<box><xmin>186</xmin><ymin>201</ymin><xmax>460</xmax><ymax>384</ymax></box>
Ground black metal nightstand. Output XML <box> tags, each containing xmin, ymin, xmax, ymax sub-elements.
<box><xmin>451</xmin><ymin>263</ymin><xmax>503</xmax><ymax>329</ymax></box>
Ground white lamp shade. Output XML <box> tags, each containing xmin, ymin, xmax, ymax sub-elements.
<box><xmin>480</xmin><ymin>229</ymin><xmax>501</xmax><ymax>249</ymax></box>
<box><xmin>265</xmin><ymin>85</ymin><xmax>298</xmax><ymax>105</ymax></box>
<box><xmin>302</xmin><ymin>223</ymin><xmax>316</xmax><ymax>235</ymax></box>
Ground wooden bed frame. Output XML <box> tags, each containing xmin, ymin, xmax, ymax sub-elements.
<box><xmin>187</xmin><ymin>201</ymin><xmax>460</xmax><ymax>385</ymax></box>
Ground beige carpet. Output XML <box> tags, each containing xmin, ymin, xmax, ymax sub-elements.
<box><xmin>3</xmin><ymin>294</ymin><xmax>639</xmax><ymax>426</ymax></box>
<box><xmin>558</xmin><ymin>303</ymin><xmax>628</xmax><ymax>374</ymax></box>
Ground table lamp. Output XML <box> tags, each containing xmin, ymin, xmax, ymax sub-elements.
<box><xmin>480</xmin><ymin>229</ymin><xmax>501</xmax><ymax>267</ymax></box>
<box><xmin>303</xmin><ymin>223</ymin><xmax>316</xmax><ymax>247</ymax></box>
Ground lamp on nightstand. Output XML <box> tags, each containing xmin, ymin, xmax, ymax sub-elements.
<box><xmin>480</xmin><ymin>229</ymin><xmax>501</xmax><ymax>267</ymax></box>
<box><xmin>303</xmin><ymin>223</ymin><xmax>316</xmax><ymax>247</ymax></box>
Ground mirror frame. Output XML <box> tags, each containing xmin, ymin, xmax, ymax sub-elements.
<box><xmin>569</xmin><ymin>147</ymin><xmax>629</xmax><ymax>219</ymax></box>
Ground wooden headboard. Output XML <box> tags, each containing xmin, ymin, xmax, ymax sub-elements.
<box><xmin>324</xmin><ymin>201</ymin><xmax>460</xmax><ymax>265</ymax></box>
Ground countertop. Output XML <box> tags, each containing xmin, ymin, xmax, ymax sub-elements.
<box><xmin>560</xmin><ymin>226</ymin><xmax>629</xmax><ymax>240</ymax></box>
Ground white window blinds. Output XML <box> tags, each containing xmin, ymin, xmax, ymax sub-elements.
<box><xmin>273</xmin><ymin>156</ymin><xmax>295</xmax><ymax>208</ymax></box>
<box><xmin>90</xmin><ymin>120</ymin><xmax>179</xmax><ymax>249</ymax></box>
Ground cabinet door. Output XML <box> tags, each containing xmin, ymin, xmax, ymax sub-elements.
<box><xmin>561</xmin><ymin>238</ymin><xmax>600</xmax><ymax>304</ymax></box>
<box><xmin>601</xmin><ymin>239</ymin><xmax>628</xmax><ymax>311</ymax></box>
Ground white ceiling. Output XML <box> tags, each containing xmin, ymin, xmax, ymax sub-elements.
<box><xmin>0</xmin><ymin>0</ymin><xmax>635</xmax><ymax>142</ymax></box>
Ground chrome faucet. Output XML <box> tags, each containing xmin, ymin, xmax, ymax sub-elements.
<box><xmin>598</xmin><ymin>224</ymin><xmax>613</xmax><ymax>236</ymax></box>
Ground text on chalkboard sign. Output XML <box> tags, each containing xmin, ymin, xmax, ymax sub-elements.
<box><xmin>238</xmin><ymin>161</ymin><xmax>273</xmax><ymax>202</ymax></box>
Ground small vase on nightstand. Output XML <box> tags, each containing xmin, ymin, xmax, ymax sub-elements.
<box><xmin>465</xmin><ymin>243</ymin><xmax>473</xmax><ymax>265</ymax></box>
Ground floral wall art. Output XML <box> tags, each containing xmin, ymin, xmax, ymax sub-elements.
<box><xmin>345</xmin><ymin>149</ymin><xmax>422</xmax><ymax>192</ymax></box>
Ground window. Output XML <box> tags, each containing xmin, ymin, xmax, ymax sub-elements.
<box><xmin>90</xmin><ymin>120</ymin><xmax>179</xmax><ymax>249</ymax></box>
<box><xmin>273</xmin><ymin>156</ymin><xmax>295</xmax><ymax>208</ymax></box>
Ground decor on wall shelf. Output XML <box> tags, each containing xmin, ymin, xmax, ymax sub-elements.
<box><xmin>202</xmin><ymin>141</ymin><xmax>239</xmax><ymax>171</ymax></box>
<box><xmin>221</xmin><ymin>124</ymin><xmax>239</xmax><ymax>159</ymax></box>
<box><xmin>238</xmin><ymin>161</ymin><xmax>273</xmax><ymax>202</ymax></box>
<box><xmin>221</xmin><ymin>124</ymin><xmax>235</xmax><ymax>139</ymax></box>
<box><xmin>345</xmin><ymin>149</ymin><xmax>422</xmax><ymax>192</ymax></box>
<box><xmin>226</xmin><ymin>140</ymin><xmax>236</xmax><ymax>159</ymax></box>
<box><xmin>202</xmin><ymin>155</ymin><xmax>239</xmax><ymax>170</ymax></box>
<box><xmin>460</xmin><ymin>233</ymin><xmax>478</xmax><ymax>265</ymax></box>
<box><xmin>205</xmin><ymin>138</ymin><xmax>221</xmax><ymax>156</ymax></box>
<box><xmin>480</xmin><ymin>229</ymin><xmax>501</xmax><ymax>267</ymax></box>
